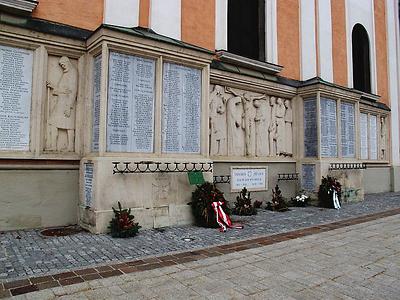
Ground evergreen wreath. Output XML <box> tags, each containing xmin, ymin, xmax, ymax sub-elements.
<box><xmin>108</xmin><ymin>202</ymin><xmax>141</xmax><ymax>238</ymax></box>
<box><xmin>190</xmin><ymin>182</ymin><xmax>229</xmax><ymax>228</ymax></box>
<box><xmin>318</xmin><ymin>176</ymin><xmax>342</xmax><ymax>208</ymax></box>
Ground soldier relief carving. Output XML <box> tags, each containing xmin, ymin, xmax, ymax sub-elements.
<box><xmin>46</xmin><ymin>56</ymin><xmax>78</xmax><ymax>152</ymax></box>
<box><xmin>209</xmin><ymin>85</ymin><xmax>293</xmax><ymax>157</ymax></box>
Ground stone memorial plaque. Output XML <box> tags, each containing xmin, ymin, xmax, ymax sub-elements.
<box><xmin>0</xmin><ymin>44</ymin><xmax>33</xmax><ymax>151</ymax></box>
<box><xmin>84</xmin><ymin>163</ymin><xmax>94</xmax><ymax>207</ymax></box>
<box><xmin>231</xmin><ymin>167</ymin><xmax>268</xmax><ymax>192</ymax></box>
<box><xmin>341</xmin><ymin>102</ymin><xmax>355</xmax><ymax>158</ymax></box>
<box><xmin>369</xmin><ymin>115</ymin><xmax>377</xmax><ymax>160</ymax></box>
<box><xmin>360</xmin><ymin>113</ymin><xmax>368</xmax><ymax>159</ymax></box>
<box><xmin>162</xmin><ymin>62</ymin><xmax>201</xmax><ymax>153</ymax></box>
<box><xmin>303</xmin><ymin>99</ymin><xmax>318</xmax><ymax>157</ymax></box>
<box><xmin>320</xmin><ymin>98</ymin><xmax>337</xmax><ymax>157</ymax></box>
<box><xmin>107</xmin><ymin>51</ymin><xmax>156</xmax><ymax>152</ymax></box>
<box><xmin>302</xmin><ymin>164</ymin><xmax>316</xmax><ymax>191</ymax></box>
<box><xmin>92</xmin><ymin>55</ymin><xmax>101</xmax><ymax>152</ymax></box>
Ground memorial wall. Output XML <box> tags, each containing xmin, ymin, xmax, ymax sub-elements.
<box><xmin>0</xmin><ymin>45</ymin><xmax>33</xmax><ymax>151</ymax></box>
<box><xmin>162</xmin><ymin>62</ymin><xmax>201</xmax><ymax>154</ymax></box>
<box><xmin>94</xmin><ymin>50</ymin><xmax>204</xmax><ymax>155</ymax></box>
<box><xmin>107</xmin><ymin>51</ymin><xmax>156</xmax><ymax>153</ymax></box>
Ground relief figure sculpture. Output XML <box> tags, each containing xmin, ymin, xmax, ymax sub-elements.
<box><xmin>254</xmin><ymin>96</ymin><xmax>270</xmax><ymax>157</ymax></box>
<box><xmin>268</xmin><ymin>97</ymin><xmax>277</xmax><ymax>156</ymax></box>
<box><xmin>226</xmin><ymin>94</ymin><xmax>245</xmax><ymax>156</ymax></box>
<box><xmin>46</xmin><ymin>56</ymin><xmax>78</xmax><ymax>152</ymax></box>
<box><xmin>380</xmin><ymin>117</ymin><xmax>387</xmax><ymax>160</ymax></box>
<box><xmin>284</xmin><ymin>99</ymin><xmax>293</xmax><ymax>155</ymax></box>
<box><xmin>226</xmin><ymin>87</ymin><xmax>265</xmax><ymax>157</ymax></box>
<box><xmin>275</xmin><ymin>98</ymin><xmax>286</xmax><ymax>155</ymax></box>
<box><xmin>209</xmin><ymin>85</ymin><xmax>227</xmax><ymax>156</ymax></box>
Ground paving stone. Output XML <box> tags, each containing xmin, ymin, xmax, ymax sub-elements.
<box><xmin>1</xmin><ymin>192</ymin><xmax>399</xmax><ymax>284</ymax></box>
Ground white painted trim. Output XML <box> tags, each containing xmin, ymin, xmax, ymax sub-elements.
<box><xmin>345</xmin><ymin>0</ymin><xmax>377</xmax><ymax>94</ymax></box>
<box><xmin>386</xmin><ymin>0</ymin><xmax>400</xmax><ymax>165</ymax></box>
<box><xmin>150</xmin><ymin>0</ymin><xmax>181</xmax><ymax>40</ymax></box>
<box><xmin>215</xmin><ymin>0</ymin><xmax>228</xmax><ymax>50</ymax></box>
<box><xmin>104</xmin><ymin>0</ymin><xmax>140</xmax><ymax>28</ymax></box>
<box><xmin>265</xmin><ymin>0</ymin><xmax>278</xmax><ymax>64</ymax></box>
<box><xmin>317</xmin><ymin>0</ymin><xmax>333</xmax><ymax>82</ymax></box>
<box><xmin>300</xmin><ymin>0</ymin><xmax>317</xmax><ymax>80</ymax></box>
<box><xmin>369</xmin><ymin>0</ymin><xmax>378</xmax><ymax>94</ymax></box>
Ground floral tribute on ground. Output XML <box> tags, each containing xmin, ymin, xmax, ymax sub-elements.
<box><xmin>233</xmin><ymin>187</ymin><xmax>257</xmax><ymax>216</ymax></box>
<box><xmin>190</xmin><ymin>182</ymin><xmax>243</xmax><ymax>232</ymax></box>
<box><xmin>291</xmin><ymin>191</ymin><xmax>310</xmax><ymax>207</ymax></box>
<box><xmin>266</xmin><ymin>185</ymin><xmax>289</xmax><ymax>212</ymax></box>
<box><xmin>318</xmin><ymin>176</ymin><xmax>342</xmax><ymax>209</ymax></box>
<box><xmin>108</xmin><ymin>202</ymin><xmax>141</xmax><ymax>238</ymax></box>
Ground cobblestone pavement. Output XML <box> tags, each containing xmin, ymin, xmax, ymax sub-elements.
<box><xmin>7</xmin><ymin>214</ymin><xmax>400</xmax><ymax>299</ymax></box>
<box><xmin>1</xmin><ymin>192</ymin><xmax>400</xmax><ymax>282</ymax></box>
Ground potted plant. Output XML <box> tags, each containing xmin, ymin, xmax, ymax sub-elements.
<box><xmin>108</xmin><ymin>202</ymin><xmax>141</xmax><ymax>238</ymax></box>
<box><xmin>233</xmin><ymin>187</ymin><xmax>257</xmax><ymax>216</ymax></box>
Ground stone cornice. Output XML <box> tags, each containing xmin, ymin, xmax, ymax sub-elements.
<box><xmin>0</xmin><ymin>0</ymin><xmax>38</xmax><ymax>14</ymax></box>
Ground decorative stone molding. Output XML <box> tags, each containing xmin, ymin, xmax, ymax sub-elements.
<box><xmin>216</xmin><ymin>51</ymin><xmax>283</xmax><ymax>75</ymax></box>
<box><xmin>0</xmin><ymin>0</ymin><xmax>38</xmax><ymax>14</ymax></box>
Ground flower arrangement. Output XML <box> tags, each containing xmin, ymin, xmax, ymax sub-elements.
<box><xmin>233</xmin><ymin>187</ymin><xmax>257</xmax><ymax>216</ymax></box>
<box><xmin>266</xmin><ymin>185</ymin><xmax>289</xmax><ymax>212</ymax></box>
<box><xmin>318</xmin><ymin>176</ymin><xmax>342</xmax><ymax>209</ymax></box>
<box><xmin>291</xmin><ymin>192</ymin><xmax>309</xmax><ymax>207</ymax></box>
<box><xmin>190</xmin><ymin>182</ymin><xmax>230</xmax><ymax>228</ymax></box>
<box><xmin>108</xmin><ymin>202</ymin><xmax>141</xmax><ymax>238</ymax></box>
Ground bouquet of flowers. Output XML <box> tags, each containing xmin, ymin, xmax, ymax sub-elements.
<box><xmin>291</xmin><ymin>192</ymin><xmax>309</xmax><ymax>207</ymax></box>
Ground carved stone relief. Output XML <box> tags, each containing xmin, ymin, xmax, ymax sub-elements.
<box><xmin>45</xmin><ymin>56</ymin><xmax>78</xmax><ymax>152</ymax></box>
<box><xmin>209</xmin><ymin>84</ymin><xmax>293</xmax><ymax>158</ymax></box>
<box><xmin>209</xmin><ymin>85</ymin><xmax>228</xmax><ymax>156</ymax></box>
<box><xmin>380</xmin><ymin>116</ymin><xmax>387</xmax><ymax>160</ymax></box>
<box><xmin>284</xmin><ymin>99</ymin><xmax>293</xmax><ymax>155</ymax></box>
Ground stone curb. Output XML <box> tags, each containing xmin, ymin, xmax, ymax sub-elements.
<box><xmin>1</xmin><ymin>207</ymin><xmax>399</xmax><ymax>298</ymax></box>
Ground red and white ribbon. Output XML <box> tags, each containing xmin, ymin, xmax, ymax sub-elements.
<box><xmin>211</xmin><ymin>201</ymin><xmax>243</xmax><ymax>232</ymax></box>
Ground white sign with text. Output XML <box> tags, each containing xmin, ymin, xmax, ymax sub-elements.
<box><xmin>231</xmin><ymin>167</ymin><xmax>268</xmax><ymax>192</ymax></box>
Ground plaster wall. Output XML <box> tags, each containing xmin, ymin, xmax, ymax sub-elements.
<box><xmin>317</xmin><ymin>0</ymin><xmax>333</xmax><ymax>82</ymax></box>
<box><xmin>386</xmin><ymin>0</ymin><xmax>400</xmax><ymax>167</ymax></box>
<box><xmin>104</xmin><ymin>0</ymin><xmax>139</xmax><ymax>28</ymax></box>
<box><xmin>300</xmin><ymin>0</ymin><xmax>317</xmax><ymax>80</ymax></box>
<box><xmin>0</xmin><ymin>170</ymin><xmax>79</xmax><ymax>231</ymax></box>
<box><xmin>265</xmin><ymin>0</ymin><xmax>278</xmax><ymax>64</ymax></box>
<box><xmin>363</xmin><ymin>167</ymin><xmax>391</xmax><ymax>194</ymax></box>
<box><xmin>215</xmin><ymin>0</ymin><xmax>227</xmax><ymax>51</ymax></box>
<box><xmin>150</xmin><ymin>0</ymin><xmax>181</xmax><ymax>40</ymax></box>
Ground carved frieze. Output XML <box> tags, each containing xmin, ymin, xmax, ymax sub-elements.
<box><xmin>209</xmin><ymin>84</ymin><xmax>293</xmax><ymax>158</ymax></box>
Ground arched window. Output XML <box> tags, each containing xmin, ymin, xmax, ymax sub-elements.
<box><xmin>352</xmin><ymin>24</ymin><xmax>371</xmax><ymax>93</ymax></box>
<box><xmin>228</xmin><ymin>0</ymin><xmax>265</xmax><ymax>61</ymax></box>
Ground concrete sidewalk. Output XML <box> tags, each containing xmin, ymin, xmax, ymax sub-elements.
<box><xmin>6</xmin><ymin>213</ymin><xmax>400</xmax><ymax>299</ymax></box>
